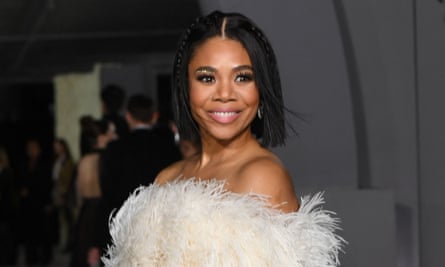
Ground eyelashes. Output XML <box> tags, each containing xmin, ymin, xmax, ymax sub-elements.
<box><xmin>196</xmin><ymin>74</ymin><xmax>215</xmax><ymax>83</ymax></box>
<box><xmin>195</xmin><ymin>72</ymin><xmax>254</xmax><ymax>83</ymax></box>
<box><xmin>235</xmin><ymin>72</ymin><xmax>254</xmax><ymax>82</ymax></box>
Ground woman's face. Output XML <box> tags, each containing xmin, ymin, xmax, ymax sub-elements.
<box><xmin>27</xmin><ymin>140</ymin><xmax>41</xmax><ymax>159</ymax></box>
<box><xmin>53</xmin><ymin>141</ymin><xmax>64</xmax><ymax>156</ymax></box>
<box><xmin>188</xmin><ymin>36</ymin><xmax>259</xmax><ymax>143</ymax></box>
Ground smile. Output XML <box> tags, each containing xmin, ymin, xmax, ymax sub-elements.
<box><xmin>208</xmin><ymin>111</ymin><xmax>240</xmax><ymax>123</ymax></box>
<box><xmin>213</xmin><ymin>111</ymin><xmax>238</xmax><ymax>117</ymax></box>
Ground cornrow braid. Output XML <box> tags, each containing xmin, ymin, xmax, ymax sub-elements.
<box><xmin>171</xmin><ymin>17</ymin><xmax>201</xmax><ymax>141</ymax></box>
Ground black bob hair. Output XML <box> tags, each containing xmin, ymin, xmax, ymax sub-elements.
<box><xmin>172</xmin><ymin>10</ymin><xmax>286</xmax><ymax>147</ymax></box>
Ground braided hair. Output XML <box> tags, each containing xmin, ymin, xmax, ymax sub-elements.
<box><xmin>172</xmin><ymin>10</ymin><xmax>286</xmax><ymax>147</ymax></box>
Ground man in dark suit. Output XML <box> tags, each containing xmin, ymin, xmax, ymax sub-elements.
<box><xmin>89</xmin><ymin>94</ymin><xmax>181</xmax><ymax>266</ymax></box>
<box><xmin>100</xmin><ymin>84</ymin><xmax>129</xmax><ymax>140</ymax></box>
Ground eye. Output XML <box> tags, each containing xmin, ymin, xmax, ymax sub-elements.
<box><xmin>196</xmin><ymin>74</ymin><xmax>215</xmax><ymax>83</ymax></box>
<box><xmin>235</xmin><ymin>72</ymin><xmax>254</xmax><ymax>82</ymax></box>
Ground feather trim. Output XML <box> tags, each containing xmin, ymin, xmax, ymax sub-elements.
<box><xmin>103</xmin><ymin>179</ymin><xmax>345</xmax><ymax>267</ymax></box>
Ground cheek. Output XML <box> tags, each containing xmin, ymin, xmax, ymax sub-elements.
<box><xmin>188</xmin><ymin>83</ymin><xmax>209</xmax><ymax>109</ymax></box>
<box><xmin>242</xmin><ymin>86</ymin><xmax>260</xmax><ymax>107</ymax></box>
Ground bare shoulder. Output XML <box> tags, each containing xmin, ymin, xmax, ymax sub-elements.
<box><xmin>234</xmin><ymin>152</ymin><xmax>299</xmax><ymax>212</ymax></box>
<box><xmin>154</xmin><ymin>160</ymin><xmax>186</xmax><ymax>185</ymax></box>
<box><xmin>77</xmin><ymin>154</ymin><xmax>96</xmax><ymax>169</ymax></box>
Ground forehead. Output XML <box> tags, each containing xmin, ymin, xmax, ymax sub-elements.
<box><xmin>189</xmin><ymin>37</ymin><xmax>252</xmax><ymax>67</ymax></box>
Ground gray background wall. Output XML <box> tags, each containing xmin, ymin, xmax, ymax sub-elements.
<box><xmin>417</xmin><ymin>1</ymin><xmax>445</xmax><ymax>267</ymax></box>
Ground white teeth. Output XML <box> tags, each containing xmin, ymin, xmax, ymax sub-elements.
<box><xmin>213</xmin><ymin>111</ymin><xmax>237</xmax><ymax>117</ymax></box>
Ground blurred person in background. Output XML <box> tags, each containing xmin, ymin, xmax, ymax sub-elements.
<box><xmin>0</xmin><ymin>145</ymin><xmax>19</xmax><ymax>265</ymax></box>
<box><xmin>51</xmin><ymin>138</ymin><xmax>75</xmax><ymax>252</ymax></box>
<box><xmin>89</xmin><ymin>94</ymin><xmax>181</xmax><ymax>266</ymax></box>
<box><xmin>79</xmin><ymin>115</ymin><xmax>96</xmax><ymax>157</ymax></box>
<box><xmin>70</xmin><ymin>118</ymin><xmax>116</xmax><ymax>267</ymax></box>
<box><xmin>100</xmin><ymin>84</ymin><xmax>129</xmax><ymax>140</ymax></box>
<box><xmin>17</xmin><ymin>137</ymin><xmax>53</xmax><ymax>266</ymax></box>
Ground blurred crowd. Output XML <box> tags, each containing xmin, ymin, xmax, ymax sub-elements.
<box><xmin>0</xmin><ymin>84</ymin><xmax>199</xmax><ymax>267</ymax></box>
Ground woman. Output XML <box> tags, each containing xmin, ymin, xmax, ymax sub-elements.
<box><xmin>70</xmin><ymin>119</ymin><xmax>116</xmax><ymax>267</ymax></box>
<box><xmin>0</xmin><ymin>145</ymin><xmax>19</xmax><ymax>265</ymax></box>
<box><xmin>51</xmin><ymin>138</ymin><xmax>75</xmax><ymax>251</ymax></box>
<box><xmin>104</xmin><ymin>11</ymin><xmax>344</xmax><ymax>266</ymax></box>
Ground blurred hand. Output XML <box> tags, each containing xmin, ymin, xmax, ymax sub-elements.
<box><xmin>88</xmin><ymin>247</ymin><xmax>101</xmax><ymax>267</ymax></box>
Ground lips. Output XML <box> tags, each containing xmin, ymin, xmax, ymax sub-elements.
<box><xmin>208</xmin><ymin>110</ymin><xmax>240</xmax><ymax>124</ymax></box>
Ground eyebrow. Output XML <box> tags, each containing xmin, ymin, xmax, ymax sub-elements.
<box><xmin>194</xmin><ymin>65</ymin><xmax>253</xmax><ymax>74</ymax></box>
<box><xmin>195</xmin><ymin>66</ymin><xmax>216</xmax><ymax>73</ymax></box>
<box><xmin>233</xmin><ymin>65</ymin><xmax>253</xmax><ymax>72</ymax></box>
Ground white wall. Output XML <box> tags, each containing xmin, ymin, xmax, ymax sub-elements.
<box><xmin>53</xmin><ymin>65</ymin><xmax>101</xmax><ymax>161</ymax></box>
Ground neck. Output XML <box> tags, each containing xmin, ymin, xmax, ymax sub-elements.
<box><xmin>97</xmin><ymin>140</ymin><xmax>107</xmax><ymax>149</ymax></box>
<box><xmin>131</xmin><ymin>124</ymin><xmax>151</xmax><ymax>130</ymax></box>
<box><xmin>199</xmin><ymin>131</ymin><xmax>258</xmax><ymax>167</ymax></box>
<box><xmin>130</xmin><ymin>121</ymin><xmax>151</xmax><ymax>130</ymax></box>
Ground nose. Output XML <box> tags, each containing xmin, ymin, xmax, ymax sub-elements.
<box><xmin>213</xmin><ymin>80</ymin><xmax>236</xmax><ymax>102</ymax></box>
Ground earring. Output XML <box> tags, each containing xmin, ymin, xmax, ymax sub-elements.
<box><xmin>257</xmin><ymin>105</ymin><xmax>263</xmax><ymax>119</ymax></box>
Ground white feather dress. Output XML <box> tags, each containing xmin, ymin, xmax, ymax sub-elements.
<box><xmin>103</xmin><ymin>179</ymin><xmax>345</xmax><ymax>267</ymax></box>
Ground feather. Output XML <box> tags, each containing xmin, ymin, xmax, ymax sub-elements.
<box><xmin>103</xmin><ymin>179</ymin><xmax>345</xmax><ymax>267</ymax></box>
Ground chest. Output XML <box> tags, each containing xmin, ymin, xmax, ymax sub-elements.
<box><xmin>179</xmin><ymin>160</ymin><xmax>243</xmax><ymax>189</ymax></box>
